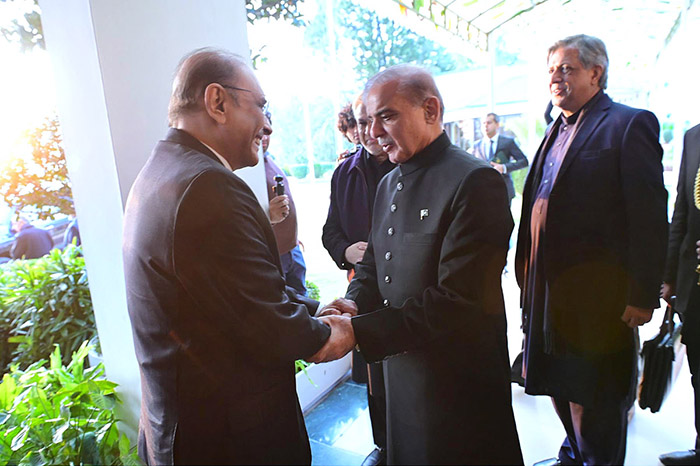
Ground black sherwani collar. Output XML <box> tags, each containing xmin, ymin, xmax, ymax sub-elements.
<box><xmin>399</xmin><ymin>131</ymin><xmax>451</xmax><ymax>176</ymax></box>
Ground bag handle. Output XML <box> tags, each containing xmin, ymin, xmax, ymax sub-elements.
<box><xmin>661</xmin><ymin>298</ymin><xmax>676</xmax><ymax>335</ymax></box>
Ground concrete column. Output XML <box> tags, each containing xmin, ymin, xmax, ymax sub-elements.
<box><xmin>38</xmin><ymin>0</ymin><xmax>264</xmax><ymax>436</ymax></box>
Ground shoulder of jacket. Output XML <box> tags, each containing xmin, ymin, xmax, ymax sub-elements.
<box><xmin>687</xmin><ymin>123</ymin><xmax>700</xmax><ymax>139</ymax></box>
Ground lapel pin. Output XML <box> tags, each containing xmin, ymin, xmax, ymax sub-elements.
<box><xmin>420</xmin><ymin>209</ymin><xmax>429</xmax><ymax>220</ymax></box>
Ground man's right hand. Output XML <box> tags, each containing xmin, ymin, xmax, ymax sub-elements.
<box><xmin>269</xmin><ymin>194</ymin><xmax>290</xmax><ymax>225</ymax></box>
<box><xmin>661</xmin><ymin>282</ymin><xmax>674</xmax><ymax>304</ymax></box>
<box><xmin>308</xmin><ymin>315</ymin><xmax>356</xmax><ymax>363</ymax></box>
<box><xmin>344</xmin><ymin>241</ymin><xmax>367</xmax><ymax>265</ymax></box>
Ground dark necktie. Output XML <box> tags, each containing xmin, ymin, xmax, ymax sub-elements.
<box><xmin>489</xmin><ymin>139</ymin><xmax>495</xmax><ymax>159</ymax></box>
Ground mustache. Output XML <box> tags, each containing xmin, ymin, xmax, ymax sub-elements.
<box><xmin>553</xmin><ymin>82</ymin><xmax>571</xmax><ymax>96</ymax></box>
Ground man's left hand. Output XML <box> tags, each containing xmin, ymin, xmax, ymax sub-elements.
<box><xmin>621</xmin><ymin>305</ymin><xmax>653</xmax><ymax>328</ymax></box>
<box><xmin>490</xmin><ymin>162</ymin><xmax>506</xmax><ymax>174</ymax></box>
<box><xmin>316</xmin><ymin>298</ymin><xmax>358</xmax><ymax>317</ymax></box>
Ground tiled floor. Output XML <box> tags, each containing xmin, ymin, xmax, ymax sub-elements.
<box><xmin>305</xmin><ymin>379</ymin><xmax>374</xmax><ymax>465</ymax></box>
<box><xmin>306</xmin><ymin>345</ymin><xmax>695</xmax><ymax>466</ymax></box>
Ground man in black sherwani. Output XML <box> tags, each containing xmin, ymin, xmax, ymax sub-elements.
<box><xmin>122</xmin><ymin>48</ymin><xmax>354</xmax><ymax>465</ymax></box>
<box><xmin>516</xmin><ymin>35</ymin><xmax>667</xmax><ymax>465</ymax></box>
<box><xmin>341</xmin><ymin>65</ymin><xmax>523</xmax><ymax>465</ymax></box>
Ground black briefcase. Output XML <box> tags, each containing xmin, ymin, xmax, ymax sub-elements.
<box><xmin>638</xmin><ymin>300</ymin><xmax>685</xmax><ymax>413</ymax></box>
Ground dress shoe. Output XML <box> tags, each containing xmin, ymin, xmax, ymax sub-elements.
<box><xmin>361</xmin><ymin>447</ymin><xmax>386</xmax><ymax>466</ymax></box>
<box><xmin>533</xmin><ymin>458</ymin><xmax>562</xmax><ymax>466</ymax></box>
<box><xmin>659</xmin><ymin>449</ymin><xmax>700</xmax><ymax>465</ymax></box>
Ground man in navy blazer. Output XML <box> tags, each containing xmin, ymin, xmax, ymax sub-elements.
<box><xmin>515</xmin><ymin>35</ymin><xmax>667</xmax><ymax>465</ymax></box>
<box><xmin>472</xmin><ymin>112</ymin><xmax>529</xmax><ymax>203</ymax></box>
<box><xmin>660</xmin><ymin>123</ymin><xmax>700</xmax><ymax>466</ymax></box>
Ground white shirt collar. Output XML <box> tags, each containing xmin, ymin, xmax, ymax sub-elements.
<box><xmin>200</xmin><ymin>140</ymin><xmax>233</xmax><ymax>172</ymax></box>
<box><xmin>487</xmin><ymin>133</ymin><xmax>499</xmax><ymax>146</ymax></box>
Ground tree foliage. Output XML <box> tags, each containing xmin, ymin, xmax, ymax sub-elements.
<box><xmin>0</xmin><ymin>116</ymin><xmax>74</xmax><ymax>220</ymax></box>
<box><xmin>246</xmin><ymin>0</ymin><xmax>305</xmax><ymax>27</ymax></box>
<box><xmin>329</xmin><ymin>0</ymin><xmax>473</xmax><ymax>82</ymax></box>
<box><xmin>0</xmin><ymin>0</ymin><xmax>43</xmax><ymax>52</ymax></box>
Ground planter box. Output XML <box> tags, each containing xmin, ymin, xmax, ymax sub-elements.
<box><xmin>296</xmin><ymin>353</ymin><xmax>351</xmax><ymax>413</ymax></box>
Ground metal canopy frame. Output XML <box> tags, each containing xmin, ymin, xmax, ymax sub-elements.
<box><xmin>390</xmin><ymin>0</ymin><xmax>695</xmax><ymax>54</ymax></box>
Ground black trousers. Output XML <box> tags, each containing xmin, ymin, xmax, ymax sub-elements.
<box><xmin>682</xmin><ymin>284</ymin><xmax>700</xmax><ymax>450</ymax></box>
<box><xmin>552</xmin><ymin>397</ymin><xmax>629</xmax><ymax>465</ymax></box>
<box><xmin>352</xmin><ymin>350</ymin><xmax>387</xmax><ymax>450</ymax></box>
<box><xmin>367</xmin><ymin>361</ymin><xmax>387</xmax><ymax>450</ymax></box>
<box><xmin>686</xmin><ymin>336</ymin><xmax>700</xmax><ymax>450</ymax></box>
<box><xmin>682</xmin><ymin>312</ymin><xmax>700</xmax><ymax>450</ymax></box>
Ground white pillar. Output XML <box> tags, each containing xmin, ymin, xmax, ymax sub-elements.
<box><xmin>38</xmin><ymin>0</ymin><xmax>263</xmax><ymax>437</ymax></box>
<box><xmin>487</xmin><ymin>32</ymin><xmax>496</xmax><ymax>113</ymax></box>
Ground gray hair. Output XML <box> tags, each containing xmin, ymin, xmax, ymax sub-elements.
<box><xmin>363</xmin><ymin>64</ymin><xmax>445</xmax><ymax>122</ymax></box>
<box><xmin>168</xmin><ymin>48</ymin><xmax>248</xmax><ymax>125</ymax></box>
<box><xmin>548</xmin><ymin>34</ymin><xmax>609</xmax><ymax>89</ymax></box>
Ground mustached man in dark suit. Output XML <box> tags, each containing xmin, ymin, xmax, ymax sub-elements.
<box><xmin>660</xmin><ymin>123</ymin><xmax>700</xmax><ymax>466</ymax></box>
<box><xmin>516</xmin><ymin>35</ymin><xmax>667</xmax><ymax>465</ymax></box>
<box><xmin>472</xmin><ymin>112</ymin><xmax>529</xmax><ymax>205</ymax></box>
<box><xmin>122</xmin><ymin>48</ymin><xmax>355</xmax><ymax>465</ymax></box>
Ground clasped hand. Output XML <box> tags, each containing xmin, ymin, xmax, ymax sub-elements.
<box><xmin>308</xmin><ymin>298</ymin><xmax>358</xmax><ymax>363</ymax></box>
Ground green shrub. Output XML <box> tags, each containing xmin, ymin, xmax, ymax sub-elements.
<box><xmin>0</xmin><ymin>245</ymin><xmax>96</xmax><ymax>374</ymax></box>
<box><xmin>305</xmin><ymin>280</ymin><xmax>320</xmax><ymax>301</ymax></box>
<box><xmin>313</xmin><ymin>162</ymin><xmax>335</xmax><ymax>178</ymax></box>
<box><xmin>289</xmin><ymin>164</ymin><xmax>309</xmax><ymax>179</ymax></box>
<box><xmin>0</xmin><ymin>342</ymin><xmax>141</xmax><ymax>465</ymax></box>
<box><xmin>511</xmin><ymin>167</ymin><xmax>528</xmax><ymax>197</ymax></box>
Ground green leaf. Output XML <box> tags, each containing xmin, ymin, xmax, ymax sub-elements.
<box><xmin>10</xmin><ymin>426</ymin><xmax>28</xmax><ymax>451</ymax></box>
<box><xmin>79</xmin><ymin>431</ymin><xmax>100</xmax><ymax>464</ymax></box>
<box><xmin>52</xmin><ymin>422</ymin><xmax>70</xmax><ymax>443</ymax></box>
<box><xmin>118</xmin><ymin>432</ymin><xmax>130</xmax><ymax>457</ymax></box>
<box><xmin>18</xmin><ymin>450</ymin><xmax>44</xmax><ymax>466</ymax></box>
<box><xmin>0</xmin><ymin>374</ymin><xmax>18</xmax><ymax>409</ymax></box>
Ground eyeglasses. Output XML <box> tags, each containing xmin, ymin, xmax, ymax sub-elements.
<box><xmin>221</xmin><ymin>84</ymin><xmax>253</xmax><ymax>94</ymax></box>
<box><xmin>548</xmin><ymin>64</ymin><xmax>577</xmax><ymax>76</ymax></box>
<box><xmin>219</xmin><ymin>84</ymin><xmax>269</xmax><ymax>114</ymax></box>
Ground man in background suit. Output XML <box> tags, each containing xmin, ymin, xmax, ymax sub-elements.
<box><xmin>516</xmin><ymin>34</ymin><xmax>667</xmax><ymax>465</ymax></box>
<box><xmin>122</xmin><ymin>48</ymin><xmax>353</xmax><ymax>465</ymax></box>
<box><xmin>660</xmin><ymin>123</ymin><xmax>700</xmax><ymax>466</ymax></box>
<box><xmin>10</xmin><ymin>217</ymin><xmax>52</xmax><ymax>260</ymax></box>
<box><xmin>473</xmin><ymin>112</ymin><xmax>529</xmax><ymax>204</ymax></box>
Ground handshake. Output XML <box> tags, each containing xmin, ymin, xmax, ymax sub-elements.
<box><xmin>308</xmin><ymin>298</ymin><xmax>358</xmax><ymax>364</ymax></box>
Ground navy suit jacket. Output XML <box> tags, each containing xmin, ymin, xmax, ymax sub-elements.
<box><xmin>11</xmin><ymin>225</ymin><xmax>52</xmax><ymax>259</ymax></box>
<box><xmin>473</xmin><ymin>135</ymin><xmax>528</xmax><ymax>199</ymax></box>
<box><xmin>515</xmin><ymin>92</ymin><xmax>667</xmax><ymax>406</ymax></box>
<box><xmin>665</xmin><ymin>124</ymin><xmax>700</xmax><ymax>317</ymax></box>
